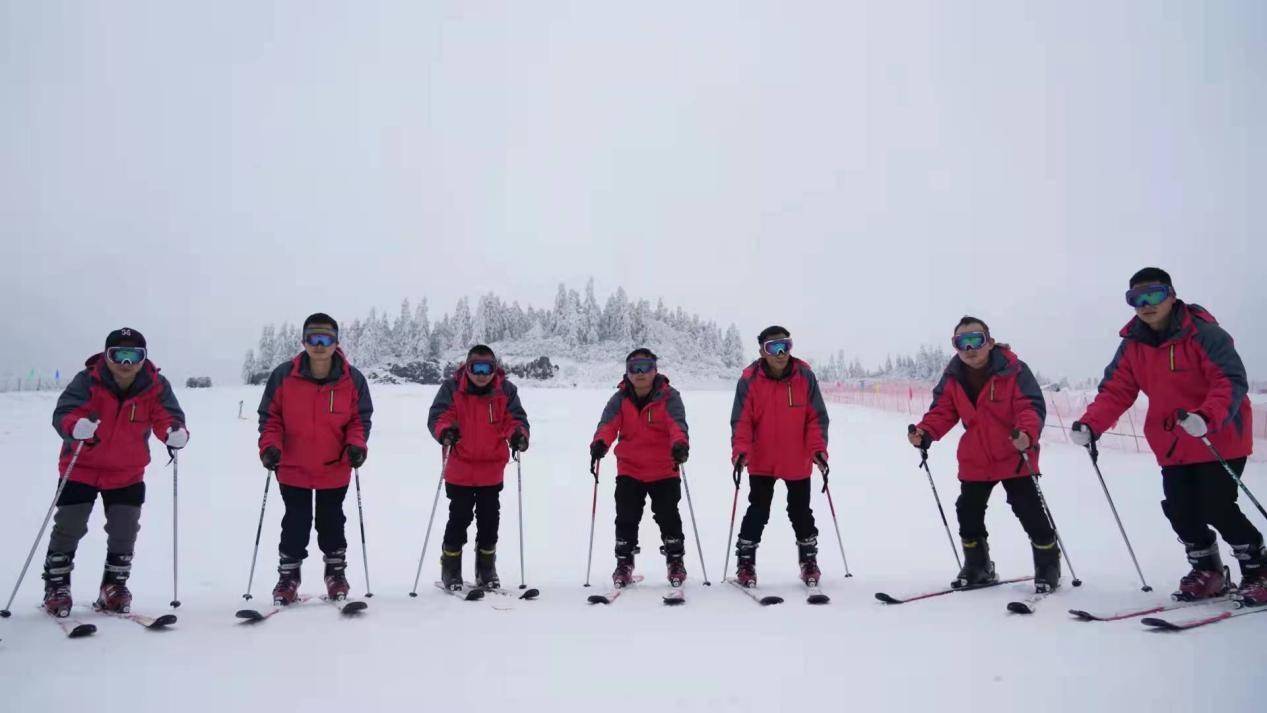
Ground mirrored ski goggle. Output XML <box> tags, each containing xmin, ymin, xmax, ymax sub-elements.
<box><xmin>952</xmin><ymin>331</ymin><xmax>988</xmax><ymax>352</ymax></box>
<box><xmin>761</xmin><ymin>338</ymin><xmax>793</xmax><ymax>356</ymax></box>
<box><xmin>1125</xmin><ymin>283</ymin><xmax>1173</xmax><ymax>308</ymax></box>
<box><xmin>467</xmin><ymin>360</ymin><xmax>496</xmax><ymax>376</ymax></box>
<box><xmin>303</xmin><ymin>333</ymin><xmax>336</xmax><ymax>348</ymax></box>
<box><xmin>106</xmin><ymin>346</ymin><xmax>147</xmax><ymax>365</ymax></box>
<box><xmin>626</xmin><ymin>358</ymin><xmax>657</xmax><ymax>375</ymax></box>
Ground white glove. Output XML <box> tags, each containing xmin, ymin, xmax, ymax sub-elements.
<box><xmin>1070</xmin><ymin>422</ymin><xmax>1094</xmax><ymax>448</ymax></box>
<box><xmin>166</xmin><ymin>425</ymin><xmax>189</xmax><ymax>449</ymax></box>
<box><xmin>71</xmin><ymin>417</ymin><xmax>98</xmax><ymax>441</ymax></box>
<box><xmin>1178</xmin><ymin>411</ymin><xmax>1208</xmax><ymax>438</ymax></box>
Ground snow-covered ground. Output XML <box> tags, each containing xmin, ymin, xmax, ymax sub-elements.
<box><xmin>1</xmin><ymin>385</ymin><xmax>1263</xmax><ymax>711</ymax></box>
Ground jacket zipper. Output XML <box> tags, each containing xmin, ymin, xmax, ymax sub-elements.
<box><xmin>488</xmin><ymin>402</ymin><xmax>495</xmax><ymax>424</ymax></box>
<box><xmin>989</xmin><ymin>381</ymin><xmax>995</xmax><ymax>402</ymax></box>
<box><xmin>787</xmin><ymin>384</ymin><xmax>793</xmax><ymax>407</ymax></box>
<box><xmin>329</xmin><ymin>389</ymin><xmax>334</xmax><ymax>413</ymax></box>
<box><xmin>1169</xmin><ymin>344</ymin><xmax>1175</xmax><ymax>372</ymax></box>
<box><xmin>129</xmin><ymin>402</ymin><xmax>137</xmax><ymax>422</ymax></box>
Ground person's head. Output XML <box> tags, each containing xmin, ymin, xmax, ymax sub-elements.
<box><xmin>951</xmin><ymin>316</ymin><xmax>995</xmax><ymax>369</ymax></box>
<box><xmin>302</xmin><ymin>313</ymin><xmax>339</xmax><ymax>362</ymax></box>
<box><xmin>625</xmin><ymin>348</ymin><xmax>658</xmax><ymax>391</ymax></box>
<box><xmin>757</xmin><ymin>325</ymin><xmax>792</xmax><ymax>372</ymax></box>
<box><xmin>103</xmin><ymin>328</ymin><xmax>147</xmax><ymax>383</ymax></box>
<box><xmin>1125</xmin><ymin>267</ymin><xmax>1176</xmax><ymax>331</ymax></box>
<box><xmin>465</xmin><ymin>344</ymin><xmax>497</xmax><ymax>387</ymax></box>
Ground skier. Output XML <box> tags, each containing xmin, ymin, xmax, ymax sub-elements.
<box><xmin>44</xmin><ymin>328</ymin><xmax>189</xmax><ymax>616</ymax></box>
<box><xmin>428</xmin><ymin>345</ymin><xmax>530</xmax><ymax>591</ymax></box>
<box><xmin>1072</xmin><ymin>267</ymin><xmax>1263</xmax><ymax>605</ymax></box>
<box><xmin>908</xmin><ymin>317</ymin><xmax>1059</xmax><ymax>593</ymax></box>
<box><xmin>258</xmin><ymin>313</ymin><xmax>373</xmax><ymax>604</ymax></box>
<box><xmin>730</xmin><ymin>326</ymin><xmax>830</xmax><ymax>587</ymax></box>
<box><xmin>589</xmin><ymin>349</ymin><xmax>691</xmax><ymax>588</ymax></box>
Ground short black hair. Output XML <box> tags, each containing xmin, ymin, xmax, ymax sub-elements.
<box><xmin>468</xmin><ymin>344</ymin><xmax>495</xmax><ymax>359</ymax></box>
<box><xmin>1129</xmin><ymin>267</ymin><xmax>1172</xmax><ymax>288</ymax></box>
<box><xmin>955</xmin><ymin>315</ymin><xmax>990</xmax><ymax>336</ymax></box>
<box><xmin>757</xmin><ymin>325</ymin><xmax>790</xmax><ymax>344</ymax></box>
<box><xmin>626</xmin><ymin>348</ymin><xmax>657</xmax><ymax>361</ymax></box>
<box><xmin>303</xmin><ymin>313</ymin><xmax>339</xmax><ymax>333</ymax></box>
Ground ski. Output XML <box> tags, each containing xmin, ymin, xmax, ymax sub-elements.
<box><xmin>587</xmin><ymin>575</ymin><xmax>644</xmax><ymax>605</ymax></box>
<box><xmin>1069</xmin><ymin>595</ymin><xmax>1234</xmax><ymax>622</ymax></box>
<box><xmin>728</xmin><ymin>578</ymin><xmax>783</xmax><ymax>606</ymax></box>
<box><xmin>875</xmin><ymin>576</ymin><xmax>1034</xmax><ymax>605</ymax></box>
<box><xmin>95</xmin><ymin>608</ymin><xmax>178</xmax><ymax>629</ymax></box>
<box><xmin>1142</xmin><ymin>604</ymin><xmax>1267</xmax><ymax>631</ymax></box>
<box><xmin>434</xmin><ymin>582</ymin><xmax>485</xmax><ymax>601</ymax></box>
<box><xmin>49</xmin><ymin>611</ymin><xmax>96</xmax><ymax>638</ymax></box>
<box><xmin>662</xmin><ymin>585</ymin><xmax>686</xmax><ymax>606</ymax></box>
<box><xmin>236</xmin><ymin>595</ymin><xmax>313</xmax><ymax>623</ymax></box>
<box><xmin>1007</xmin><ymin>591</ymin><xmax>1051</xmax><ymax>615</ymax></box>
<box><xmin>804</xmin><ymin>583</ymin><xmax>830</xmax><ymax>605</ymax></box>
<box><xmin>464</xmin><ymin>581</ymin><xmax>540</xmax><ymax>600</ymax></box>
<box><xmin>321</xmin><ymin>597</ymin><xmax>368</xmax><ymax>615</ymax></box>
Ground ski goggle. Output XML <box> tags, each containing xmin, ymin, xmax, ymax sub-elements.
<box><xmin>951</xmin><ymin>331</ymin><xmax>988</xmax><ymax>352</ymax></box>
<box><xmin>106</xmin><ymin>346</ymin><xmax>146</xmax><ymax>365</ymax></box>
<box><xmin>467</xmin><ymin>359</ymin><xmax>496</xmax><ymax>376</ymax></box>
<box><xmin>1125</xmin><ymin>283</ymin><xmax>1173</xmax><ymax>308</ymax></box>
<box><xmin>303</xmin><ymin>333</ymin><xmax>336</xmax><ymax>348</ymax></box>
<box><xmin>761</xmin><ymin>338</ymin><xmax>793</xmax><ymax>356</ymax></box>
<box><xmin>626</xmin><ymin>358</ymin><xmax>657</xmax><ymax>375</ymax></box>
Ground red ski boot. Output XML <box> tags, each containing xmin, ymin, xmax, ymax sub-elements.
<box><xmin>735</xmin><ymin>539</ymin><xmax>758</xmax><ymax>588</ymax></box>
<box><xmin>612</xmin><ymin>556</ymin><xmax>636</xmax><ymax>588</ymax></box>
<box><xmin>1233</xmin><ymin>543</ymin><xmax>1267</xmax><ymax>606</ymax></box>
<box><xmin>272</xmin><ymin>556</ymin><xmax>302</xmax><ymax>605</ymax></box>
<box><xmin>41</xmin><ymin>552</ymin><xmax>74</xmax><ymax>618</ymax></box>
<box><xmin>93</xmin><ymin>553</ymin><xmax>133</xmax><ymax>613</ymax></box>
<box><xmin>323</xmin><ymin>550</ymin><xmax>350</xmax><ymax>601</ymax></box>
<box><xmin>1173</xmin><ymin>544</ymin><xmax>1229</xmax><ymax>602</ymax></box>
<box><xmin>797</xmin><ymin>537</ymin><xmax>821</xmax><ymax>587</ymax></box>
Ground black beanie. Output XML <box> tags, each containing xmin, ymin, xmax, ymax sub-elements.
<box><xmin>1129</xmin><ymin>267</ymin><xmax>1172</xmax><ymax>288</ymax></box>
<box><xmin>105</xmin><ymin>328</ymin><xmax>146</xmax><ymax>350</ymax></box>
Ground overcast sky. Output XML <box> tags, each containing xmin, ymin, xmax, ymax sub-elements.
<box><xmin>3</xmin><ymin>1</ymin><xmax>1263</xmax><ymax>385</ymax></box>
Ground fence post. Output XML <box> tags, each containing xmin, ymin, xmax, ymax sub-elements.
<box><xmin>1126</xmin><ymin>409</ymin><xmax>1142</xmax><ymax>453</ymax></box>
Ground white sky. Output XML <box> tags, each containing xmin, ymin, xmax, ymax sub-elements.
<box><xmin>3</xmin><ymin>1</ymin><xmax>1264</xmax><ymax>384</ymax></box>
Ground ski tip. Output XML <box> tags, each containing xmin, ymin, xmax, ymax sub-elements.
<box><xmin>663</xmin><ymin>597</ymin><xmax>686</xmax><ymax>606</ymax></box>
<box><xmin>586</xmin><ymin>595</ymin><xmax>611</xmax><ymax>605</ymax></box>
<box><xmin>874</xmin><ymin>593</ymin><xmax>901</xmax><ymax>605</ymax></box>
<box><xmin>235</xmin><ymin>609</ymin><xmax>264</xmax><ymax>622</ymax></box>
<box><xmin>520</xmin><ymin>588</ymin><xmax>540</xmax><ymax>600</ymax></box>
<box><xmin>151</xmin><ymin>614</ymin><xmax>179</xmax><ymax>628</ymax></box>
<box><xmin>807</xmin><ymin>594</ymin><xmax>831</xmax><ymax>605</ymax></box>
<box><xmin>760</xmin><ymin>596</ymin><xmax>784</xmax><ymax>606</ymax></box>
<box><xmin>342</xmin><ymin>601</ymin><xmax>369</xmax><ymax>615</ymax></box>
<box><xmin>1068</xmin><ymin>609</ymin><xmax>1095</xmax><ymax>621</ymax></box>
<box><xmin>68</xmin><ymin>623</ymin><xmax>97</xmax><ymax>638</ymax></box>
<box><xmin>1140</xmin><ymin>617</ymin><xmax>1180</xmax><ymax>630</ymax></box>
<box><xmin>464</xmin><ymin>590</ymin><xmax>485</xmax><ymax>601</ymax></box>
<box><xmin>1006</xmin><ymin>602</ymin><xmax>1035</xmax><ymax>615</ymax></box>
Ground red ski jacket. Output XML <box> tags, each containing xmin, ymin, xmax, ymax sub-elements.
<box><xmin>730</xmin><ymin>358</ymin><xmax>830</xmax><ymax>480</ymax></box>
<box><xmin>52</xmin><ymin>354</ymin><xmax>187</xmax><ymax>490</ymax></box>
<box><xmin>592</xmin><ymin>374</ymin><xmax>689</xmax><ymax>483</ymax></box>
<box><xmin>428</xmin><ymin>367</ymin><xmax>530</xmax><ymax>487</ymax></box>
<box><xmin>916</xmin><ymin>347</ymin><xmax>1045</xmax><ymax>482</ymax></box>
<box><xmin>257</xmin><ymin>350</ymin><xmax>373</xmax><ymax>490</ymax></box>
<box><xmin>1080</xmin><ymin>302</ymin><xmax>1253</xmax><ymax>467</ymax></box>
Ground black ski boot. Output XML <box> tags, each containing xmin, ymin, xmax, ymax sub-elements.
<box><xmin>272</xmin><ymin>554</ymin><xmax>302</xmax><ymax>605</ymax></box>
<box><xmin>475</xmin><ymin>548</ymin><xmax>500</xmax><ymax>589</ymax></box>
<box><xmin>735</xmin><ymin>538</ymin><xmax>758</xmax><ymax>588</ymax></box>
<box><xmin>323</xmin><ymin>550</ymin><xmax>350</xmax><ymax>601</ymax></box>
<box><xmin>661</xmin><ymin>537</ymin><xmax>687</xmax><ymax>586</ymax></box>
<box><xmin>95</xmin><ymin>552</ymin><xmax>133</xmax><ymax>613</ymax></box>
<box><xmin>1032</xmin><ymin>539</ymin><xmax>1062</xmax><ymax>593</ymax></box>
<box><xmin>41</xmin><ymin>552</ymin><xmax>74</xmax><ymax>618</ymax></box>
<box><xmin>952</xmin><ymin>537</ymin><xmax>997</xmax><ymax>589</ymax></box>
<box><xmin>440</xmin><ymin>546</ymin><xmax>463</xmax><ymax>591</ymax></box>
<box><xmin>798</xmin><ymin>537</ymin><xmax>822</xmax><ymax>586</ymax></box>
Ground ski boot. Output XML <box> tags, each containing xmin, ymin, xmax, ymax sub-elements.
<box><xmin>440</xmin><ymin>546</ymin><xmax>463</xmax><ymax>591</ymax></box>
<box><xmin>735</xmin><ymin>538</ymin><xmax>758</xmax><ymax>588</ymax></box>
<box><xmin>798</xmin><ymin>537</ymin><xmax>822</xmax><ymax>587</ymax></box>
<box><xmin>612</xmin><ymin>554</ymin><xmax>636</xmax><ymax>588</ymax></box>
<box><xmin>323</xmin><ymin>549</ymin><xmax>350</xmax><ymax>601</ymax></box>
<box><xmin>475</xmin><ymin>548</ymin><xmax>500</xmax><ymax>590</ymax></box>
<box><xmin>1232</xmin><ymin>542</ymin><xmax>1267</xmax><ymax>606</ymax></box>
<box><xmin>1032</xmin><ymin>539</ymin><xmax>1062</xmax><ymax>594</ymax></box>
<box><xmin>94</xmin><ymin>552</ymin><xmax>133</xmax><ymax>614</ymax></box>
<box><xmin>41</xmin><ymin>552</ymin><xmax>74</xmax><ymax>618</ymax></box>
<box><xmin>952</xmin><ymin>537</ymin><xmax>998</xmax><ymax>589</ymax></box>
<box><xmin>272</xmin><ymin>555</ymin><xmax>302</xmax><ymax>605</ymax></box>
<box><xmin>661</xmin><ymin>537</ymin><xmax>687</xmax><ymax>587</ymax></box>
<box><xmin>1173</xmin><ymin>543</ymin><xmax>1229</xmax><ymax>602</ymax></box>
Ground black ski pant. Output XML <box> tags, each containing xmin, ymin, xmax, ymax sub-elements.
<box><xmin>738</xmin><ymin>475</ymin><xmax>818</xmax><ymax>544</ymax></box>
<box><xmin>48</xmin><ymin>481</ymin><xmax>145</xmax><ymax>557</ymax></box>
<box><xmin>1161</xmin><ymin>457</ymin><xmax>1261</xmax><ymax>549</ymax></box>
<box><xmin>956</xmin><ymin>477</ymin><xmax>1055</xmax><ymax>545</ymax></box>
<box><xmin>279</xmin><ymin>483</ymin><xmax>348</xmax><ymax>560</ymax></box>
<box><xmin>613</xmin><ymin>475</ymin><xmax>683</xmax><ymax>558</ymax></box>
<box><xmin>442</xmin><ymin>483</ymin><xmax>502</xmax><ymax>551</ymax></box>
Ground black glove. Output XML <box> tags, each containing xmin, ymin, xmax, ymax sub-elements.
<box><xmin>440</xmin><ymin>426</ymin><xmax>461</xmax><ymax>447</ymax></box>
<box><xmin>509</xmin><ymin>431</ymin><xmax>529</xmax><ymax>453</ymax></box>
<box><xmin>346</xmin><ymin>444</ymin><xmax>367</xmax><ymax>468</ymax></box>
<box><xmin>1070</xmin><ymin>421</ymin><xmax>1097</xmax><ymax>448</ymax></box>
<box><xmin>732</xmin><ymin>454</ymin><xmax>747</xmax><ymax>487</ymax></box>
<box><xmin>814</xmin><ymin>451</ymin><xmax>830</xmax><ymax>477</ymax></box>
<box><xmin>589</xmin><ymin>441</ymin><xmax>607</xmax><ymax>479</ymax></box>
<box><xmin>908</xmin><ymin>424</ymin><xmax>932</xmax><ymax>450</ymax></box>
<box><xmin>260</xmin><ymin>446</ymin><xmax>281</xmax><ymax>471</ymax></box>
<box><xmin>671</xmin><ymin>442</ymin><xmax>689</xmax><ymax>465</ymax></box>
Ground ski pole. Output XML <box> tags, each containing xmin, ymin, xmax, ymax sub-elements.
<box><xmin>678</xmin><ymin>465</ymin><xmax>711</xmax><ymax>585</ymax></box>
<box><xmin>1178</xmin><ymin>410</ymin><xmax>1267</xmax><ymax>521</ymax></box>
<box><xmin>409</xmin><ymin>448</ymin><xmax>448</xmax><ymax>597</ymax></box>
<box><xmin>720</xmin><ymin>464</ymin><xmax>742</xmax><ymax>583</ymax></box>
<box><xmin>821</xmin><ymin>479</ymin><xmax>853</xmax><ymax>578</ymax></box>
<box><xmin>1080</xmin><ymin>431</ymin><xmax>1151</xmax><ymax>591</ymax></box>
<box><xmin>170</xmin><ymin>450</ymin><xmax>182</xmax><ymax>608</ymax></box>
<box><xmin>514</xmin><ymin>452</ymin><xmax>527</xmax><ymax>590</ymax></box>
<box><xmin>242</xmin><ymin>469</ymin><xmax>273</xmax><ymax>600</ymax></box>
<box><xmin>353</xmin><ymin>467</ymin><xmax>373</xmax><ymax>597</ymax></box>
<box><xmin>1</xmin><ymin>440</ymin><xmax>87</xmax><ymax>618</ymax></box>
<box><xmin>909</xmin><ymin>425</ymin><xmax>961</xmax><ymax>570</ymax></box>
<box><xmin>583</xmin><ymin>460</ymin><xmax>599</xmax><ymax>587</ymax></box>
<box><xmin>1014</xmin><ymin>434</ymin><xmax>1081</xmax><ymax>587</ymax></box>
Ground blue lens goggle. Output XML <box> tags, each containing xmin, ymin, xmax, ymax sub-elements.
<box><xmin>627</xmin><ymin>358</ymin><xmax>657</xmax><ymax>375</ymax></box>
<box><xmin>952</xmin><ymin>331</ymin><xmax>988</xmax><ymax>352</ymax></box>
<box><xmin>304</xmin><ymin>333</ymin><xmax>336</xmax><ymax>348</ymax></box>
<box><xmin>467</xmin><ymin>360</ymin><xmax>495</xmax><ymax>376</ymax></box>
<box><xmin>762</xmin><ymin>338</ymin><xmax>792</xmax><ymax>356</ymax></box>
<box><xmin>1125</xmin><ymin>283</ymin><xmax>1173</xmax><ymax>308</ymax></box>
<box><xmin>106</xmin><ymin>347</ymin><xmax>146</xmax><ymax>365</ymax></box>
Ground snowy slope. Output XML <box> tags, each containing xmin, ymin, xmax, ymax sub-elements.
<box><xmin>0</xmin><ymin>386</ymin><xmax>1263</xmax><ymax>711</ymax></box>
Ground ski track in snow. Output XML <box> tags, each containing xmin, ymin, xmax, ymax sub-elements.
<box><xmin>0</xmin><ymin>385</ymin><xmax>1263</xmax><ymax>712</ymax></box>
